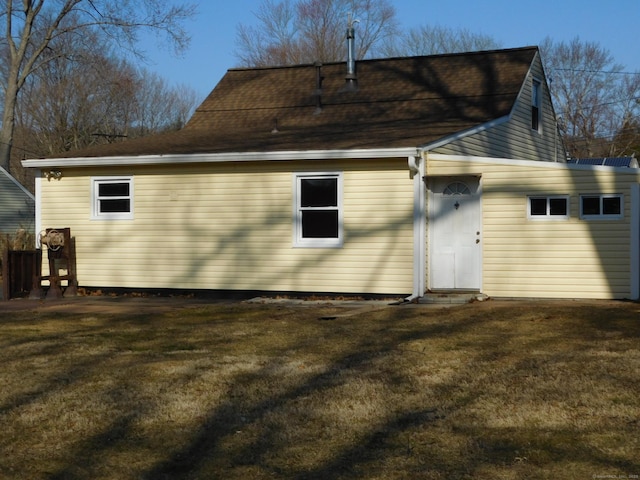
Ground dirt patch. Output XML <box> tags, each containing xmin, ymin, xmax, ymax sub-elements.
<box><xmin>0</xmin><ymin>295</ymin><xmax>221</xmax><ymax>315</ymax></box>
<box><xmin>0</xmin><ymin>292</ymin><xmax>401</xmax><ymax>316</ymax></box>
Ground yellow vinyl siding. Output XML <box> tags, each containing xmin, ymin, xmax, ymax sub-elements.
<box><xmin>428</xmin><ymin>154</ymin><xmax>640</xmax><ymax>299</ymax></box>
<box><xmin>39</xmin><ymin>159</ymin><xmax>414</xmax><ymax>295</ymax></box>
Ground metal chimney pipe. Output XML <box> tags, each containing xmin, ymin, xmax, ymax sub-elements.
<box><xmin>341</xmin><ymin>16</ymin><xmax>358</xmax><ymax>92</ymax></box>
<box><xmin>346</xmin><ymin>25</ymin><xmax>356</xmax><ymax>80</ymax></box>
<box><xmin>314</xmin><ymin>62</ymin><xmax>323</xmax><ymax>113</ymax></box>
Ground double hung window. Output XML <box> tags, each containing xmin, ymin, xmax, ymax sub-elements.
<box><xmin>294</xmin><ymin>173</ymin><xmax>343</xmax><ymax>247</ymax></box>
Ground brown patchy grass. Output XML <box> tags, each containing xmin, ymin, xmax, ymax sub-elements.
<box><xmin>0</xmin><ymin>299</ymin><xmax>639</xmax><ymax>479</ymax></box>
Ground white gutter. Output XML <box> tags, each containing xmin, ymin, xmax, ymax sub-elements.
<box><xmin>21</xmin><ymin>147</ymin><xmax>419</xmax><ymax>169</ymax></box>
<box><xmin>406</xmin><ymin>154</ymin><xmax>426</xmax><ymax>302</ymax></box>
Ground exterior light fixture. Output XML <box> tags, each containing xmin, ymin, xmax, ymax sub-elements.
<box><xmin>44</xmin><ymin>170</ymin><xmax>62</xmax><ymax>180</ymax></box>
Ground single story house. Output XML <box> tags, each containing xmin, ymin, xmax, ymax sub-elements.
<box><xmin>0</xmin><ymin>166</ymin><xmax>35</xmax><ymax>237</ymax></box>
<box><xmin>22</xmin><ymin>45</ymin><xmax>640</xmax><ymax>300</ymax></box>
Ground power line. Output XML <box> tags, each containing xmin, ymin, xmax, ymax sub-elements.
<box><xmin>560</xmin><ymin>123</ymin><xmax>640</xmax><ymax>143</ymax></box>
<box><xmin>550</xmin><ymin>68</ymin><xmax>640</xmax><ymax>75</ymax></box>
<box><xmin>0</xmin><ymin>140</ymin><xmax>44</xmax><ymax>158</ymax></box>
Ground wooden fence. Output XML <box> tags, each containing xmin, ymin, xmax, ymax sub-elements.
<box><xmin>1</xmin><ymin>249</ymin><xmax>40</xmax><ymax>301</ymax></box>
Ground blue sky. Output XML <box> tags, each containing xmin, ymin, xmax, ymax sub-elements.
<box><xmin>141</xmin><ymin>0</ymin><xmax>640</xmax><ymax>101</ymax></box>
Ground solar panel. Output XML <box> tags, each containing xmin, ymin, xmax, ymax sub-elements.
<box><xmin>580</xmin><ymin>158</ymin><xmax>606</xmax><ymax>165</ymax></box>
<box><xmin>604</xmin><ymin>157</ymin><xmax>636</xmax><ymax>167</ymax></box>
<box><xmin>567</xmin><ymin>157</ymin><xmax>637</xmax><ymax>168</ymax></box>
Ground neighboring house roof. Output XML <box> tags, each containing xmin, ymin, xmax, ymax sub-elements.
<box><xmin>0</xmin><ymin>167</ymin><xmax>35</xmax><ymax>234</ymax></box>
<box><xmin>49</xmin><ymin>46</ymin><xmax>539</xmax><ymax>159</ymax></box>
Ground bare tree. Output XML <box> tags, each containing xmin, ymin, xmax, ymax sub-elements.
<box><xmin>18</xmin><ymin>50</ymin><xmax>139</xmax><ymax>154</ymax></box>
<box><xmin>235</xmin><ymin>0</ymin><xmax>398</xmax><ymax>67</ymax></box>
<box><xmin>0</xmin><ymin>0</ymin><xmax>196</xmax><ymax>172</ymax></box>
<box><xmin>132</xmin><ymin>70</ymin><xmax>198</xmax><ymax>135</ymax></box>
<box><xmin>16</xmin><ymin>42</ymin><xmax>198</xmax><ymax>157</ymax></box>
<box><xmin>540</xmin><ymin>37</ymin><xmax>640</xmax><ymax>158</ymax></box>
<box><xmin>379</xmin><ymin>24</ymin><xmax>501</xmax><ymax>58</ymax></box>
<box><xmin>612</xmin><ymin>116</ymin><xmax>640</xmax><ymax>158</ymax></box>
<box><xmin>236</xmin><ymin>0</ymin><xmax>302</xmax><ymax>67</ymax></box>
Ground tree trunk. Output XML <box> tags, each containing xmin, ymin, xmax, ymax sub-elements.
<box><xmin>0</xmin><ymin>140</ymin><xmax>12</xmax><ymax>173</ymax></box>
<box><xmin>0</xmin><ymin>73</ymin><xmax>20</xmax><ymax>174</ymax></box>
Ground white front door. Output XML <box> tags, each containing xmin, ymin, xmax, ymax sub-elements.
<box><xmin>429</xmin><ymin>177</ymin><xmax>481</xmax><ymax>290</ymax></box>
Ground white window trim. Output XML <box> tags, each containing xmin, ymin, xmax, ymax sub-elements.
<box><xmin>579</xmin><ymin>194</ymin><xmax>623</xmax><ymax>220</ymax></box>
<box><xmin>91</xmin><ymin>176</ymin><xmax>134</xmax><ymax>220</ymax></box>
<box><xmin>293</xmin><ymin>172</ymin><xmax>343</xmax><ymax>248</ymax></box>
<box><xmin>527</xmin><ymin>195</ymin><xmax>569</xmax><ymax>220</ymax></box>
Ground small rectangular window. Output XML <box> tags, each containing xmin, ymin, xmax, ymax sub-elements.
<box><xmin>92</xmin><ymin>177</ymin><xmax>133</xmax><ymax>220</ymax></box>
<box><xmin>528</xmin><ymin>196</ymin><xmax>569</xmax><ymax>219</ymax></box>
<box><xmin>294</xmin><ymin>173</ymin><xmax>342</xmax><ymax>247</ymax></box>
<box><xmin>580</xmin><ymin>194</ymin><xmax>623</xmax><ymax>220</ymax></box>
<box><xmin>531</xmin><ymin>79</ymin><xmax>541</xmax><ymax>132</ymax></box>
<box><xmin>603</xmin><ymin>197</ymin><xmax>621</xmax><ymax>216</ymax></box>
<box><xmin>530</xmin><ymin>198</ymin><xmax>547</xmax><ymax>216</ymax></box>
<box><xmin>549</xmin><ymin>198</ymin><xmax>566</xmax><ymax>215</ymax></box>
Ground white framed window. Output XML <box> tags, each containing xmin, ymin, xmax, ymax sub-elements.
<box><xmin>531</xmin><ymin>78</ymin><xmax>541</xmax><ymax>132</ymax></box>
<box><xmin>580</xmin><ymin>194</ymin><xmax>623</xmax><ymax>220</ymax></box>
<box><xmin>294</xmin><ymin>172</ymin><xmax>343</xmax><ymax>248</ymax></box>
<box><xmin>528</xmin><ymin>195</ymin><xmax>569</xmax><ymax>220</ymax></box>
<box><xmin>91</xmin><ymin>176</ymin><xmax>134</xmax><ymax>220</ymax></box>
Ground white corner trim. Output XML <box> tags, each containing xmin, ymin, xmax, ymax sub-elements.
<box><xmin>631</xmin><ymin>184</ymin><xmax>640</xmax><ymax>300</ymax></box>
<box><xmin>34</xmin><ymin>173</ymin><xmax>42</xmax><ymax>245</ymax></box>
<box><xmin>21</xmin><ymin>147</ymin><xmax>420</xmax><ymax>169</ymax></box>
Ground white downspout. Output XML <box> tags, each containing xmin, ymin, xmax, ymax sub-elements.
<box><xmin>406</xmin><ymin>154</ymin><xmax>426</xmax><ymax>302</ymax></box>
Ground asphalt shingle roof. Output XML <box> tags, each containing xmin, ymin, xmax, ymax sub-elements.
<box><xmin>53</xmin><ymin>46</ymin><xmax>538</xmax><ymax>159</ymax></box>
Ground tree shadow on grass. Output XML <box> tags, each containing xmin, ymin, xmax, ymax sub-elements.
<box><xmin>3</xmin><ymin>302</ymin><xmax>638</xmax><ymax>479</ymax></box>
<box><xmin>139</xmin><ymin>304</ymin><xmax>640</xmax><ymax>479</ymax></box>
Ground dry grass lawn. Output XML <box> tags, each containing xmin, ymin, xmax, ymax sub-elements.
<box><xmin>0</xmin><ymin>298</ymin><xmax>639</xmax><ymax>479</ymax></box>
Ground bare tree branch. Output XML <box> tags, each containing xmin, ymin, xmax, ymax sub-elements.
<box><xmin>234</xmin><ymin>0</ymin><xmax>398</xmax><ymax>67</ymax></box>
<box><xmin>541</xmin><ymin>36</ymin><xmax>640</xmax><ymax>158</ymax></box>
<box><xmin>0</xmin><ymin>0</ymin><xmax>196</xmax><ymax>172</ymax></box>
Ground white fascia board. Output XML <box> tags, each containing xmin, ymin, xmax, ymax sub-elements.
<box><xmin>426</xmin><ymin>153</ymin><xmax>640</xmax><ymax>175</ymax></box>
<box><xmin>21</xmin><ymin>147</ymin><xmax>420</xmax><ymax>169</ymax></box>
<box><xmin>419</xmin><ymin>115</ymin><xmax>511</xmax><ymax>151</ymax></box>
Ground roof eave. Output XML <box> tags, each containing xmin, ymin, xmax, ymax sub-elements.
<box><xmin>22</xmin><ymin>147</ymin><xmax>421</xmax><ymax>169</ymax></box>
<box><xmin>418</xmin><ymin>115</ymin><xmax>511</xmax><ymax>151</ymax></box>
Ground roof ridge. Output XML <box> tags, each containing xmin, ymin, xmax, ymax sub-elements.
<box><xmin>226</xmin><ymin>46</ymin><xmax>540</xmax><ymax>73</ymax></box>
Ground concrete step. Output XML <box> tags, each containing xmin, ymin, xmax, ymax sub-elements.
<box><xmin>419</xmin><ymin>292</ymin><xmax>488</xmax><ymax>304</ymax></box>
